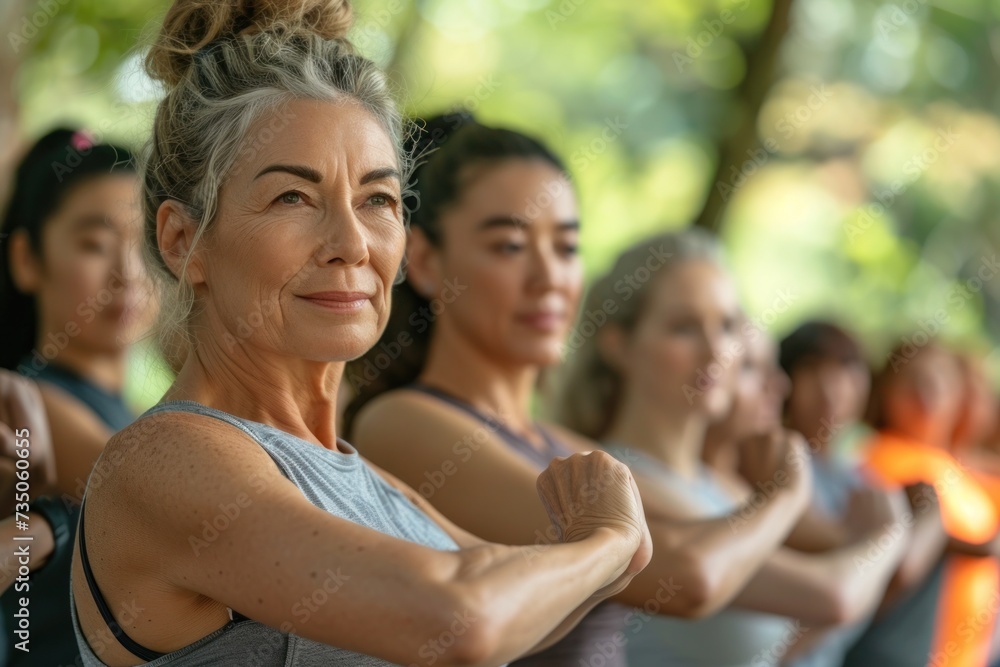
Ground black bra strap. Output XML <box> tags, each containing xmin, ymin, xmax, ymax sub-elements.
<box><xmin>78</xmin><ymin>497</ymin><xmax>166</xmax><ymax>661</ymax></box>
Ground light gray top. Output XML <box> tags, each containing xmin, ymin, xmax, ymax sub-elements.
<box><xmin>604</xmin><ymin>443</ymin><xmax>794</xmax><ymax>667</ymax></box>
<box><xmin>71</xmin><ymin>399</ymin><xmax>461</xmax><ymax>666</ymax></box>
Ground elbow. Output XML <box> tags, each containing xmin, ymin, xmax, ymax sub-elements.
<box><xmin>816</xmin><ymin>584</ymin><xmax>859</xmax><ymax>626</ymax></box>
<box><xmin>425</xmin><ymin>587</ymin><xmax>503</xmax><ymax>667</ymax></box>
<box><xmin>665</xmin><ymin>553</ymin><xmax>719</xmax><ymax>620</ymax></box>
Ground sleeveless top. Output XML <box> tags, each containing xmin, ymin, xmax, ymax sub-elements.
<box><xmin>70</xmin><ymin>399</ymin><xmax>462</xmax><ymax>666</ymax></box>
<box><xmin>604</xmin><ymin>443</ymin><xmax>793</xmax><ymax>667</ymax></box>
<box><xmin>406</xmin><ymin>383</ymin><xmax>630</xmax><ymax>667</ymax></box>
<box><xmin>0</xmin><ymin>359</ymin><xmax>135</xmax><ymax>667</ymax></box>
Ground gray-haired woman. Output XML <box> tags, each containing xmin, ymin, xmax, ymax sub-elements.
<box><xmin>68</xmin><ymin>1</ymin><xmax>651</xmax><ymax>665</ymax></box>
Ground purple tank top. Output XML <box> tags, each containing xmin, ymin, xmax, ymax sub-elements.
<box><xmin>407</xmin><ymin>383</ymin><xmax>630</xmax><ymax>667</ymax></box>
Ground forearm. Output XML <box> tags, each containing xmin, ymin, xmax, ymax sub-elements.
<box><xmin>783</xmin><ymin>505</ymin><xmax>848</xmax><ymax>553</ymax></box>
<box><xmin>825</xmin><ymin>524</ymin><xmax>909</xmax><ymax>622</ymax></box>
<box><xmin>890</xmin><ymin>511</ymin><xmax>947</xmax><ymax>594</ymax></box>
<box><xmin>617</xmin><ymin>486</ymin><xmax>807</xmax><ymax>618</ymax></box>
<box><xmin>732</xmin><ymin>520</ymin><xmax>905</xmax><ymax>626</ymax></box>
<box><xmin>520</xmin><ymin>596</ymin><xmax>605</xmax><ymax>657</ymax></box>
<box><xmin>447</xmin><ymin>529</ymin><xmax>631</xmax><ymax>665</ymax></box>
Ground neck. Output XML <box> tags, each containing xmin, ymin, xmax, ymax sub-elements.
<box><xmin>418</xmin><ymin>317</ymin><xmax>540</xmax><ymax>437</ymax></box>
<box><xmin>702</xmin><ymin>422</ymin><xmax>740</xmax><ymax>475</ymax></box>
<box><xmin>604</xmin><ymin>391</ymin><xmax>709</xmax><ymax>480</ymax></box>
<box><xmin>32</xmin><ymin>328</ymin><xmax>128</xmax><ymax>393</ymax></box>
<box><xmin>165</xmin><ymin>325</ymin><xmax>342</xmax><ymax>451</ymax></box>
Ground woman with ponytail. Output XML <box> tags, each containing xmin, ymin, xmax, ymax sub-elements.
<box><xmin>69</xmin><ymin>2</ymin><xmax>652</xmax><ymax>666</ymax></box>
<box><xmin>557</xmin><ymin>229</ymin><xmax>920</xmax><ymax>666</ymax></box>
<box><xmin>344</xmin><ymin>116</ymin><xmax>828</xmax><ymax>665</ymax></box>
<box><xmin>0</xmin><ymin>127</ymin><xmax>152</xmax><ymax>666</ymax></box>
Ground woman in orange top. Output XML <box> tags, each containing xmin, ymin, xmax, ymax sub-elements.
<box><xmin>866</xmin><ymin>340</ymin><xmax>1000</xmax><ymax>667</ymax></box>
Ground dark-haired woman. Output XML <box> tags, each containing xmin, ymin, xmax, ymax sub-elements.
<box><xmin>0</xmin><ymin>127</ymin><xmax>153</xmax><ymax>666</ymax></box>
<box><xmin>345</xmin><ymin>115</ymin><xmax>816</xmax><ymax>665</ymax></box>
<box><xmin>779</xmin><ymin>321</ymin><xmax>949</xmax><ymax>667</ymax></box>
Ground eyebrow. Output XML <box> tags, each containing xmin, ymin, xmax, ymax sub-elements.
<box><xmin>254</xmin><ymin>164</ymin><xmax>323</xmax><ymax>182</ymax></box>
<box><xmin>253</xmin><ymin>164</ymin><xmax>401</xmax><ymax>186</ymax></box>
<box><xmin>360</xmin><ymin>167</ymin><xmax>401</xmax><ymax>185</ymax></box>
<box><xmin>477</xmin><ymin>216</ymin><xmax>580</xmax><ymax>232</ymax></box>
<box><xmin>72</xmin><ymin>215</ymin><xmax>117</xmax><ymax>233</ymax></box>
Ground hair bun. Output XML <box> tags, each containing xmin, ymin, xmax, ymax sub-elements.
<box><xmin>146</xmin><ymin>0</ymin><xmax>354</xmax><ymax>87</ymax></box>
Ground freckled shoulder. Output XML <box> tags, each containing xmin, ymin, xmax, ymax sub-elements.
<box><xmin>86</xmin><ymin>409</ymin><xmax>286</xmax><ymax>514</ymax></box>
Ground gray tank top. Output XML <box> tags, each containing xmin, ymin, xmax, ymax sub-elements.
<box><xmin>604</xmin><ymin>444</ymin><xmax>794</xmax><ymax>667</ymax></box>
<box><xmin>70</xmin><ymin>399</ymin><xmax>461</xmax><ymax>666</ymax></box>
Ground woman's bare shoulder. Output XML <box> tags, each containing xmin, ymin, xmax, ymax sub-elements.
<box><xmin>90</xmin><ymin>407</ymin><xmax>284</xmax><ymax>511</ymax></box>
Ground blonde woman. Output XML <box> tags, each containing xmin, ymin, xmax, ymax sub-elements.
<box><xmin>557</xmin><ymin>230</ymin><xmax>913</xmax><ymax>667</ymax></box>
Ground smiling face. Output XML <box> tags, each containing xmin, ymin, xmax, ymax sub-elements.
<box><xmin>418</xmin><ymin>158</ymin><xmax>583</xmax><ymax>367</ymax></box>
<box><xmin>179</xmin><ymin>98</ymin><xmax>405</xmax><ymax>363</ymax></box>
<box><xmin>618</xmin><ymin>259</ymin><xmax>742</xmax><ymax>420</ymax></box>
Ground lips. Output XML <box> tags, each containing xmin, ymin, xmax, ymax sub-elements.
<box><xmin>516</xmin><ymin>311</ymin><xmax>566</xmax><ymax>331</ymax></box>
<box><xmin>296</xmin><ymin>291</ymin><xmax>373</xmax><ymax>312</ymax></box>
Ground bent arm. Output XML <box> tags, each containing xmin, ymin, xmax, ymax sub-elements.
<box><xmin>37</xmin><ymin>383</ymin><xmax>114</xmax><ymax>501</ymax></box>
<box><xmin>783</xmin><ymin>504</ymin><xmax>849</xmax><ymax>553</ymax></box>
<box><xmin>733</xmin><ymin>521</ymin><xmax>908</xmax><ymax>625</ymax></box>
<box><xmin>101</xmin><ymin>412</ymin><xmax>636</xmax><ymax>667</ymax></box>
<box><xmin>614</xmin><ymin>470</ymin><xmax>810</xmax><ymax>618</ymax></box>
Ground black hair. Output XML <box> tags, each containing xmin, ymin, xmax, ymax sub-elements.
<box><xmin>342</xmin><ymin>112</ymin><xmax>567</xmax><ymax>436</ymax></box>
<box><xmin>778</xmin><ymin>320</ymin><xmax>865</xmax><ymax>378</ymax></box>
<box><xmin>0</xmin><ymin>128</ymin><xmax>136</xmax><ymax>371</ymax></box>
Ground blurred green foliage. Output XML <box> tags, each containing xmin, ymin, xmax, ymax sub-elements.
<box><xmin>11</xmin><ymin>0</ymin><xmax>1000</xmax><ymax>405</ymax></box>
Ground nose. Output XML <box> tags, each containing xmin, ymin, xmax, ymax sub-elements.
<box><xmin>316</xmin><ymin>203</ymin><xmax>369</xmax><ymax>267</ymax></box>
<box><xmin>526</xmin><ymin>239</ymin><xmax>565</xmax><ymax>294</ymax></box>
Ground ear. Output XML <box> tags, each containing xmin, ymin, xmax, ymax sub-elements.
<box><xmin>8</xmin><ymin>229</ymin><xmax>41</xmax><ymax>294</ymax></box>
<box><xmin>156</xmin><ymin>200</ymin><xmax>206</xmax><ymax>285</ymax></box>
<box><xmin>405</xmin><ymin>226</ymin><xmax>444</xmax><ymax>299</ymax></box>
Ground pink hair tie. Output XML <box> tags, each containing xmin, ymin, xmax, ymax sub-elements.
<box><xmin>70</xmin><ymin>130</ymin><xmax>94</xmax><ymax>151</ymax></box>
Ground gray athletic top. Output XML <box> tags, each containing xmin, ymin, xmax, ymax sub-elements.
<box><xmin>604</xmin><ymin>444</ymin><xmax>793</xmax><ymax>667</ymax></box>
<box><xmin>70</xmin><ymin>399</ymin><xmax>462</xmax><ymax>666</ymax></box>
